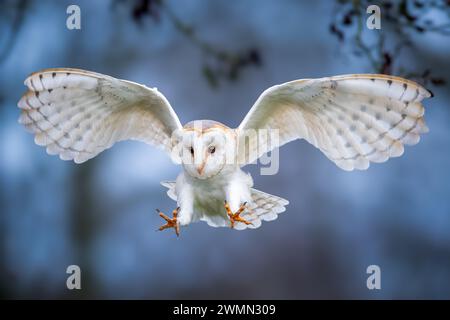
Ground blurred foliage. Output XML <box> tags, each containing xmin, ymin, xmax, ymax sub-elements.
<box><xmin>114</xmin><ymin>0</ymin><xmax>262</xmax><ymax>88</ymax></box>
<box><xmin>329</xmin><ymin>0</ymin><xmax>449</xmax><ymax>87</ymax></box>
<box><xmin>0</xmin><ymin>0</ymin><xmax>29</xmax><ymax>64</ymax></box>
<box><xmin>2</xmin><ymin>0</ymin><xmax>448</xmax><ymax>88</ymax></box>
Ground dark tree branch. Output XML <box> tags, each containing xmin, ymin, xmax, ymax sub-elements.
<box><xmin>330</xmin><ymin>0</ymin><xmax>449</xmax><ymax>87</ymax></box>
<box><xmin>114</xmin><ymin>0</ymin><xmax>262</xmax><ymax>87</ymax></box>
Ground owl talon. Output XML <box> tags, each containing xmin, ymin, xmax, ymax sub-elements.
<box><xmin>156</xmin><ymin>207</ymin><xmax>180</xmax><ymax>237</ymax></box>
<box><xmin>224</xmin><ymin>201</ymin><xmax>252</xmax><ymax>229</ymax></box>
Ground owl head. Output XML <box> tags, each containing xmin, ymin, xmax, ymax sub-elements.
<box><xmin>171</xmin><ymin>120</ymin><xmax>236</xmax><ymax>179</ymax></box>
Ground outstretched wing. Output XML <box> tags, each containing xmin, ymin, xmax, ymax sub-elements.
<box><xmin>237</xmin><ymin>74</ymin><xmax>432</xmax><ymax>171</ymax></box>
<box><xmin>18</xmin><ymin>68</ymin><xmax>182</xmax><ymax>163</ymax></box>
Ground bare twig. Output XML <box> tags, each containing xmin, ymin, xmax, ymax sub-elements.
<box><xmin>114</xmin><ymin>0</ymin><xmax>262</xmax><ymax>87</ymax></box>
<box><xmin>329</xmin><ymin>0</ymin><xmax>449</xmax><ymax>86</ymax></box>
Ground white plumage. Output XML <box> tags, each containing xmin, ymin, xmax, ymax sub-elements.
<box><xmin>18</xmin><ymin>68</ymin><xmax>432</xmax><ymax>234</ymax></box>
<box><xmin>161</xmin><ymin>177</ymin><xmax>288</xmax><ymax>230</ymax></box>
<box><xmin>18</xmin><ymin>68</ymin><xmax>181</xmax><ymax>163</ymax></box>
<box><xmin>238</xmin><ymin>74</ymin><xmax>431</xmax><ymax>171</ymax></box>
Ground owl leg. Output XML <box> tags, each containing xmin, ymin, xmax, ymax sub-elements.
<box><xmin>224</xmin><ymin>201</ymin><xmax>252</xmax><ymax>229</ymax></box>
<box><xmin>156</xmin><ymin>207</ymin><xmax>180</xmax><ymax>237</ymax></box>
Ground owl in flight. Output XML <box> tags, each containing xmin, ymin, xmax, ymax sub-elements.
<box><xmin>18</xmin><ymin>68</ymin><xmax>432</xmax><ymax>236</ymax></box>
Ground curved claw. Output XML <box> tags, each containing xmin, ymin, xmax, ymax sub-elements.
<box><xmin>156</xmin><ymin>207</ymin><xmax>180</xmax><ymax>237</ymax></box>
<box><xmin>224</xmin><ymin>201</ymin><xmax>252</xmax><ymax>229</ymax></box>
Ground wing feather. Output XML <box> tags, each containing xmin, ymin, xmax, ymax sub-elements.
<box><xmin>237</xmin><ymin>74</ymin><xmax>432</xmax><ymax>171</ymax></box>
<box><xmin>18</xmin><ymin>68</ymin><xmax>182</xmax><ymax>163</ymax></box>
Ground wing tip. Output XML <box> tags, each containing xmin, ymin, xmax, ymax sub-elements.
<box><xmin>26</xmin><ymin>68</ymin><xmax>105</xmax><ymax>85</ymax></box>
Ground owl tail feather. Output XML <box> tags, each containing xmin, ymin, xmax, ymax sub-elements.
<box><xmin>160</xmin><ymin>181</ymin><xmax>289</xmax><ymax>230</ymax></box>
<box><xmin>233</xmin><ymin>188</ymin><xmax>289</xmax><ymax>230</ymax></box>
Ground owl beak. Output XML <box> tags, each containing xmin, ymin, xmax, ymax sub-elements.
<box><xmin>197</xmin><ymin>161</ymin><xmax>206</xmax><ymax>175</ymax></box>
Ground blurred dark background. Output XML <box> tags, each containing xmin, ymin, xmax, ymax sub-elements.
<box><xmin>1</xmin><ymin>0</ymin><xmax>450</xmax><ymax>299</ymax></box>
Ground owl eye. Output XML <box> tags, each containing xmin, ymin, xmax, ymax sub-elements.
<box><xmin>208</xmin><ymin>146</ymin><xmax>216</xmax><ymax>154</ymax></box>
<box><xmin>189</xmin><ymin>147</ymin><xmax>194</xmax><ymax>155</ymax></box>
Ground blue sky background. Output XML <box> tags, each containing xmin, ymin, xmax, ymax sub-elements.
<box><xmin>1</xmin><ymin>0</ymin><xmax>450</xmax><ymax>298</ymax></box>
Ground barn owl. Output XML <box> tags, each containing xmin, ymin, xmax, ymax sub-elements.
<box><xmin>18</xmin><ymin>68</ymin><xmax>432</xmax><ymax>236</ymax></box>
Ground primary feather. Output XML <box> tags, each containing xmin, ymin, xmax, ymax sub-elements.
<box><xmin>18</xmin><ymin>68</ymin><xmax>182</xmax><ymax>163</ymax></box>
<box><xmin>238</xmin><ymin>74</ymin><xmax>431</xmax><ymax>171</ymax></box>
